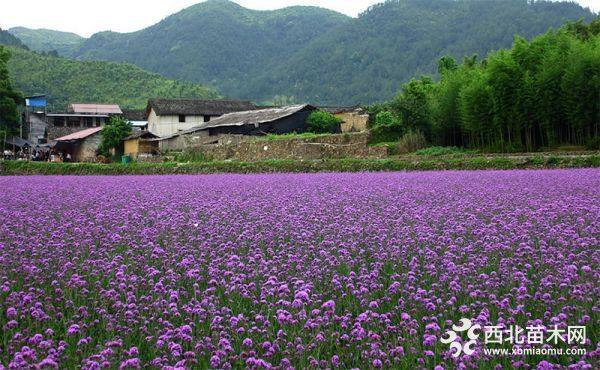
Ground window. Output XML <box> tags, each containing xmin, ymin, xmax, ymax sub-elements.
<box><xmin>179</xmin><ymin>115</ymin><xmax>186</xmax><ymax>123</ymax></box>
<box><xmin>204</xmin><ymin>115</ymin><xmax>211</xmax><ymax>122</ymax></box>
<box><xmin>84</xmin><ymin>117</ymin><xmax>93</xmax><ymax>127</ymax></box>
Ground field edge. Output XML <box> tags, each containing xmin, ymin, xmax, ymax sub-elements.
<box><xmin>1</xmin><ymin>155</ymin><xmax>599</xmax><ymax>176</ymax></box>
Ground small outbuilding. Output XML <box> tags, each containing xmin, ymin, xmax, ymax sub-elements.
<box><xmin>320</xmin><ymin>106</ymin><xmax>369</xmax><ymax>133</ymax></box>
<box><xmin>123</xmin><ymin>131</ymin><xmax>159</xmax><ymax>159</ymax></box>
<box><xmin>194</xmin><ymin>104</ymin><xmax>316</xmax><ymax>136</ymax></box>
<box><xmin>53</xmin><ymin>127</ymin><xmax>103</xmax><ymax>162</ymax></box>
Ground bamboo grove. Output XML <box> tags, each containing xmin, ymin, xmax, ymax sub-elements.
<box><xmin>370</xmin><ymin>19</ymin><xmax>600</xmax><ymax>152</ymax></box>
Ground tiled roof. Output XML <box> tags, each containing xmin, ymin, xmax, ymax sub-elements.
<box><xmin>123</xmin><ymin>131</ymin><xmax>158</xmax><ymax>141</ymax></box>
<box><xmin>147</xmin><ymin>99</ymin><xmax>256</xmax><ymax>116</ymax></box>
<box><xmin>122</xmin><ymin>109</ymin><xmax>147</xmax><ymax>121</ymax></box>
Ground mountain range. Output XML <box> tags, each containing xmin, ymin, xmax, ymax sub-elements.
<box><xmin>5</xmin><ymin>0</ymin><xmax>597</xmax><ymax>105</ymax></box>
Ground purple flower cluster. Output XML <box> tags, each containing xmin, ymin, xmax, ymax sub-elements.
<box><xmin>0</xmin><ymin>170</ymin><xmax>598</xmax><ymax>368</ymax></box>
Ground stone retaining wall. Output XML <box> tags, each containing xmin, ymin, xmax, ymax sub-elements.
<box><xmin>183</xmin><ymin>132</ymin><xmax>388</xmax><ymax>161</ymax></box>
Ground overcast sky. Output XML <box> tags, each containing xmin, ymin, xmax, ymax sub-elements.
<box><xmin>1</xmin><ymin>0</ymin><xmax>598</xmax><ymax>37</ymax></box>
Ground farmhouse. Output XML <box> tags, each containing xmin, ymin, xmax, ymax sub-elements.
<box><xmin>45</xmin><ymin>103</ymin><xmax>123</xmax><ymax>140</ymax></box>
<box><xmin>123</xmin><ymin>131</ymin><xmax>159</xmax><ymax>159</ymax></box>
<box><xmin>53</xmin><ymin>127</ymin><xmax>103</xmax><ymax>162</ymax></box>
<box><xmin>155</xmin><ymin>104</ymin><xmax>315</xmax><ymax>151</ymax></box>
<box><xmin>146</xmin><ymin>99</ymin><xmax>257</xmax><ymax>137</ymax></box>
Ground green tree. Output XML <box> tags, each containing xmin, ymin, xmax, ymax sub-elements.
<box><xmin>0</xmin><ymin>46</ymin><xmax>22</xmax><ymax>139</ymax></box>
<box><xmin>99</xmin><ymin>116</ymin><xmax>132</xmax><ymax>157</ymax></box>
<box><xmin>561</xmin><ymin>37</ymin><xmax>600</xmax><ymax>144</ymax></box>
<box><xmin>306</xmin><ymin>111</ymin><xmax>342</xmax><ymax>134</ymax></box>
<box><xmin>458</xmin><ymin>71</ymin><xmax>494</xmax><ymax>148</ymax></box>
<box><xmin>438</xmin><ymin>55</ymin><xmax>458</xmax><ymax>75</ymax></box>
<box><xmin>372</xmin><ymin>18</ymin><xmax>599</xmax><ymax>152</ymax></box>
<box><xmin>369</xmin><ymin>110</ymin><xmax>403</xmax><ymax>142</ymax></box>
<box><xmin>391</xmin><ymin>77</ymin><xmax>434</xmax><ymax>138</ymax></box>
<box><xmin>431</xmin><ymin>60</ymin><xmax>475</xmax><ymax>147</ymax></box>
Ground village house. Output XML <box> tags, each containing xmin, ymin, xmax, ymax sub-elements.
<box><xmin>146</xmin><ymin>99</ymin><xmax>257</xmax><ymax>137</ymax></box>
<box><xmin>45</xmin><ymin>103</ymin><xmax>123</xmax><ymax>140</ymax></box>
<box><xmin>155</xmin><ymin>104</ymin><xmax>315</xmax><ymax>151</ymax></box>
<box><xmin>53</xmin><ymin>126</ymin><xmax>103</xmax><ymax>162</ymax></box>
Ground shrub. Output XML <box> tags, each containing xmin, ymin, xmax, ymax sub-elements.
<box><xmin>585</xmin><ymin>136</ymin><xmax>600</xmax><ymax>150</ymax></box>
<box><xmin>415</xmin><ymin>146</ymin><xmax>480</xmax><ymax>156</ymax></box>
<box><xmin>395</xmin><ymin>130</ymin><xmax>427</xmax><ymax>154</ymax></box>
<box><xmin>306</xmin><ymin>111</ymin><xmax>342</xmax><ymax>134</ymax></box>
<box><xmin>369</xmin><ymin>111</ymin><xmax>404</xmax><ymax>143</ymax></box>
<box><xmin>174</xmin><ymin>150</ymin><xmax>212</xmax><ymax>163</ymax></box>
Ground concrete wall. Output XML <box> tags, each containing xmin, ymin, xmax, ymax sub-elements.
<box><xmin>26</xmin><ymin>113</ymin><xmax>48</xmax><ymax>143</ymax></box>
<box><xmin>182</xmin><ymin>132</ymin><xmax>387</xmax><ymax>161</ymax></box>
<box><xmin>337</xmin><ymin>111</ymin><xmax>369</xmax><ymax>133</ymax></box>
<box><xmin>148</xmin><ymin>108</ymin><xmax>211</xmax><ymax>137</ymax></box>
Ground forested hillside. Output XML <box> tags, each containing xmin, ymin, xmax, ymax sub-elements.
<box><xmin>0</xmin><ymin>28</ymin><xmax>28</xmax><ymax>49</ymax></box>
<box><xmin>0</xmin><ymin>45</ymin><xmax>22</xmax><ymax>137</ymax></box>
<box><xmin>9</xmin><ymin>27</ymin><xmax>84</xmax><ymax>56</ymax></box>
<box><xmin>368</xmin><ymin>19</ymin><xmax>600</xmax><ymax>152</ymax></box>
<box><xmin>253</xmin><ymin>0</ymin><xmax>595</xmax><ymax>104</ymax></box>
<box><xmin>5</xmin><ymin>46</ymin><xmax>219</xmax><ymax>110</ymax></box>
<box><xmin>70</xmin><ymin>0</ymin><xmax>349</xmax><ymax>100</ymax></box>
<box><xmin>65</xmin><ymin>0</ymin><xmax>594</xmax><ymax>104</ymax></box>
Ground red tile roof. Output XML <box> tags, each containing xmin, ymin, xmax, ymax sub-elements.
<box><xmin>54</xmin><ymin>127</ymin><xmax>103</xmax><ymax>141</ymax></box>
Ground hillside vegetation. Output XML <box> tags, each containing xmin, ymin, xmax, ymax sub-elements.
<box><xmin>4</xmin><ymin>46</ymin><xmax>219</xmax><ymax>110</ymax></box>
<box><xmin>258</xmin><ymin>0</ymin><xmax>595</xmax><ymax>104</ymax></box>
<box><xmin>368</xmin><ymin>19</ymin><xmax>600</xmax><ymax>152</ymax></box>
<box><xmin>61</xmin><ymin>0</ymin><xmax>594</xmax><ymax>104</ymax></box>
<box><xmin>0</xmin><ymin>45</ymin><xmax>22</xmax><ymax>137</ymax></box>
<box><xmin>0</xmin><ymin>28</ymin><xmax>28</xmax><ymax>49</ymax></box>
<box><xmin>70</xmin><ymin>0</ymin><xmax>349</xmax><ymax>102</ymax></box>
<box><xmin>8</xmin><ymin>27</ymin><xmax>84</xmax><ymax>56</ymax></box>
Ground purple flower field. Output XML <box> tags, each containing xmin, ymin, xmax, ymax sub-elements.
<box><xmin>0</xmin><ymin>170</ymin><xmax>598</xmax><ymax>369</ymax></box>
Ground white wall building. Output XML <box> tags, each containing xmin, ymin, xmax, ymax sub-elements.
<box><xmin>146</xmin><ymin>99</ymin><xmax>256</xmax><ymax>137</ymax></box>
